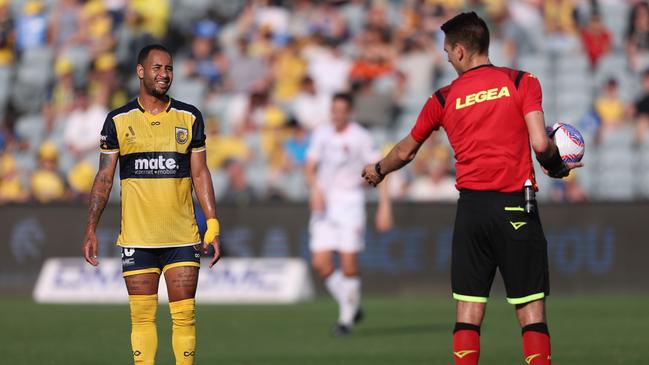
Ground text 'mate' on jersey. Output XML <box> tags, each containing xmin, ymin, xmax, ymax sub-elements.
<box><xmin>411</xmin><ymin>65</ymin><xmax>543</xmax><ymax>193</ymax></box>
<box><xmin>100</xmin><ymin>98</ymin><xmax>206</xmax><ymax>248</ymax></box>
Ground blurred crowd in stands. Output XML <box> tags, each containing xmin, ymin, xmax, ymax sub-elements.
<box><xmin>0</xmin><ymin>0</ymin><xmax>648</xmax><ymax>205</ymax></box>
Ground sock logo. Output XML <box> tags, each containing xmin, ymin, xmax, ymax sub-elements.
<box><xmin>132</xmin><ymin>350</ymin><xmax>141</xmax><ymax>357</ymax></box>
<box><xmin>184</xmin><ymin>351</ymin><xmax>195</xmax><ymax>357</ymax></box>
<box><xmin>454</xmin><ymin>350</ymin><xmax>478</xmax><ymax>359</ymax></box>
<box><xmin>525</xmin><ymin>353</ymin><xmax>541</xmax><ymax>364</ymax></box>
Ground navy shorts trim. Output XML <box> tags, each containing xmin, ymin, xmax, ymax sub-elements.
<box><xmin>121</xmin><ymin>245</ymin><xmax>201</xmax><ymax>277</ymax></box>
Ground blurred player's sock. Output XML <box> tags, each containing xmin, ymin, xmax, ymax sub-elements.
<box><xmin>129</xmin><ymin>294</ymin><xmax>158</xmax><ymax>365</ymax></box>
<box><xmin>522</xmin><ymin>323</ymin><xmax>551</xmax><ymax>365</ymax></box>
<box><xmin>339</xmin><ymin>275</ymin><xmax>361</xmax><ymax>326</ymax></box>
<box><xmin>325</xmin><ymin>270</ymin><xmax>345</xmax><ymax>316</ymax></box>
<box><xmin>453</xmin><ymin>322</ymin><xmax>480</xmax><ymax>365</ymax></box>
<box><xmin>170</xmin><ymin>298</ymin><xmax>196</xmax><ymax>365</ymax></box>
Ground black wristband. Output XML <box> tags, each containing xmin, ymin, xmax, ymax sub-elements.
<box><xmin>374</xmin><ymin>162</ymin><xmax>385</xmax><ymax>179</ymax></box>
<box><xmin>537</xmin><ymin>146</ymin><xmax>569</xmax><ymax>178</ymax></box>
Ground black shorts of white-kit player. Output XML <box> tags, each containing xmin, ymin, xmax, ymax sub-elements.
<box><xmin>451</xmin><ymin>189</ymin><xmax>550</xmax><ymax>305</ymax></box>
<box><xmin>121</xmin><ymin>245</ymin><xmax>202</xmax><ymax>277</ymax></box>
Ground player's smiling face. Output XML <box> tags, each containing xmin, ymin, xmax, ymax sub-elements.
<box><xmin>138</xmin><ymin>50</ymin><xmax>173</xmax><ymax>97</ymax></box>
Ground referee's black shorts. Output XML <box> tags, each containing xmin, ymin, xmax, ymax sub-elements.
<box><xmin>451</xmin><ymin>189</ymin><xmax>549</xmax><ymax>305</ymax></box>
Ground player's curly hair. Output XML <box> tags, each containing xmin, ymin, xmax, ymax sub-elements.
<box><xmin>137</xmin><ymin>44</ymin><xmax>171</xmax><ymax>66</ymax></box>
<box><xmin>441</xmin><ymin>12</ymin><xmax>490</xmax><ymax>55</ymax></box>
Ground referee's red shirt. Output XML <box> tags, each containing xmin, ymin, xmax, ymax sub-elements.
<box><xmin>411</xmin><ymin>64</ymin><xmax>543</xmax><ymax>193</ymax></box>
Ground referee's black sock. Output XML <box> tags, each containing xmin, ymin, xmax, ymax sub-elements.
<box><xmin>453</xmin><ymin>322</ymin><xmax>480</xmax><ymax>365</ymax></box>
<box><xmin>522</xmin><ymin>323</ymin><xmax>551</xmax><ymax>364</ymax></box>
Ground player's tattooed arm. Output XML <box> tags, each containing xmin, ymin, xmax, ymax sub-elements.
<box><xmin>86</xmin><ymin>153</ymin><xmax>118</xmax><ymax>231</ymax></box>
<box><xmin>83</xmin><ymin>152</ymin><xmax>117</xmax><ymax>266</ymax></box>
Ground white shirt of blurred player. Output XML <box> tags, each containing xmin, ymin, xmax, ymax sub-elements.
<box><xmin>306</xmin><ymin>121</ymin><xmax>378</xmax><ymax>207</ymax></box>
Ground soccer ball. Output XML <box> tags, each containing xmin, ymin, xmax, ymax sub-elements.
<box><xmin>548</xmin><ymin>122</ymin><xmax>585</xmax><ymax>163</ymax></box>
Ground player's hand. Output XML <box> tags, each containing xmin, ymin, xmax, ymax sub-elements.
<box><xmin>82</xmin><ymin>229</ymin><xmax>99</xmax><ymax>266</ymax></box>
<box><xmin>310</xmin><ymin>188</ymin><xmax>325</xmax><ymax>212</ymax></box>
<box><xmin>204</xmin><ymin>236</ymin><xmax>221</xmax><ymax>268</ymax></box>
<box><xmin>375</xmin><ymin>202</ymin><xmax>394</xmax><ymax>233</ymax></box>
<box><xmin>203</xmin><ymin>218</ymin><xmax>221</xmax><ymax>268</ymax></box>
<box><xmin>362</xmin><ymin>163</ymin><xmax>384</xmax><ymax>187</ymax></box>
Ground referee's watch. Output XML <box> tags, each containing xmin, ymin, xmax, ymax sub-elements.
<box><xmin>374</xmin><ymin>162</ymin><xmax>385</xmax><ymax>179</ymax></box>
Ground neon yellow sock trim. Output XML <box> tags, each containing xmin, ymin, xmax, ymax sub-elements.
<box><xmin>129</xmin><ymin>294</ymin><xmax>158</xmax><ymax>365</ymax></box>
<box><xmin>170</xmin><ymin>298</ymin><xmax>196</xmax><ymax>365</ymax></box>
<box><xmin>507</xmin><ymin>292</ymin><xmax>545</xmax><ymax>305</ymax></box>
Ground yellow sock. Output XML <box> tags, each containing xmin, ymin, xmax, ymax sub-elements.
<box><xmin>170</xmin><ymin>298</ymin><xmax>196</xmax><ymax>365</ymax></box>
<box><xmin>129</xmin><ymin>294</ymin><xmax>158</xmax><ymax>365</ymax></box>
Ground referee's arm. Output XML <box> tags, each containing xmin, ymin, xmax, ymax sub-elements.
<box><xmin>362</xmin><ymin>134</ymin><xmax>422</xmax><ymax>186</ymax></box>
<box><xmin>525</xmin><ymin>110</ymin><xmax>583</xmax><ymax>178</ymax></box>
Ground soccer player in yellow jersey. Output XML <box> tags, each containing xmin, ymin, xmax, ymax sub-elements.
<box><xmin>82</xmin><ymin>44</ymin><xmax>221</xmax><ymax>365</ymax></box>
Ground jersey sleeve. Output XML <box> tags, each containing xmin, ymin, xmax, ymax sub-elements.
<box><xmin>305</xmin><ymin>127</ymin><xmax>324</xmax><ymax>162</ymax></box>
<box><xmin>519</xmin><ymin>73</ymin><xmax>543</xmax><ymax>115</ymax></box>
<box><xmin>410</xmin><ymin>95</ymin><xmax>443</xmax><ymax>143</ymax></box>
<box><xmin>190</xmin><ymin>109</ymin><xmax>206</xmax><ymax>152</ymax></box>
<box><xmin>99</xmin><ymin>115</ymin><xmax>119</xmax><ymax>153</ymax></box>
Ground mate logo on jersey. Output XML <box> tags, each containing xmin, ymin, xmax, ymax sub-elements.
<box><xmin>455</xmin><ymin>86</ymin><xmax>510</xmax><ymax>110</ymax></box>
<box><xmin>120</xmin><ymin>152</ymin><xmax>191</xmax><ymax>179</ymax></box>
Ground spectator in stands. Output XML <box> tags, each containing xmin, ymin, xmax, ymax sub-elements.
<box><xmin>291</xmin><ymin>76</ymin><xmax>330</xmax><ymax>130</ymax></box>
<box><xmin>66</xmin><ymin>159</ymin><xmax>95</xmax><ymax>201</ymax></box>
<box><xmin>349</xmin><ymin>25</ymin><xmax>394</xmax><ymax>86</ymax></box>
<box><xmin>184</xmin><ymin>19</ymin><xmax>226</xmax><ymax>90</ymax></box>
<box><xmin>395</xmin><ymin>33</ymin><xmax>439</xmax><ymax>107</ymax></box>
<box><xmin>30</xmin><ymin>141</ymin><xmax>67</xmax><ymax>203</ymax></box>
<box><xmin>222</xmin><ymin>158</ymin><xmax>257</xmax><ymax>205</ymax></box>
<box><xmin>632</xmin><ymin>68</ymin><xmax>649</xmax><ymax>144</ymax></box>
<box><xmin>282</xmin><ymin>118</ymin><xmax>309</xmax><ymax>170</ymax></box>
<box><xmin>0</xmin><ymin>0</ymin><xmax>14</xmax><ymax>66</ymax></box>
<box><xmin>79</xmin><ymin>0</ymin><xmax>116</xmax><ymax>58</ymax></box>
<box><xmin>62</xmin><ymin>87</ymin><xmax>108</xmax><ymax>159</ymax></box>
<box><xmin>303</xmin><ymin>37</ymin><xmax>351</xmax><ymax>96</ymax></box>
<box><xmin>15</xmin><ymin>0</ymin><xmax>48</xmax><ymax>54</ymax></box>
<box><xmin>0</xmin><ymin>149</ymin><xmax>29</xmax><ymax>204</ymax></box>
<box><xmin>626</xmin><ymin>1</ymin><xmax>649</xmax><ymax>72</ymax></box>
<box><xmin>595</xmin><ymin>78</ymin><xmax>628</xmax><ymax>140</ymax></box>
<box><xmin>270</xmin><ymin>39</ymin><xmax>306</xmax><ymax>104</ymax></box>
<box><xmin>43</xmin><ymin>56</ymin><xmax>75</xmax><ymax>131</ymax></box>
<box><xmin>580</xmin><ymin>12</ymin><xmax>612</xmax><ymax>69</ymax></box>
<box><xmin>309</xmin><ymin>1</ymin><xmax>349</xmax><ymax>42</ymax></box>
<box><xmin>204</xmin><ymin>117</ymin><xmax>250</xmax><ymax>171</ymax></box>
<box><xmin>88</xmin><ymin>52</ymin><xmax>126</xmax><ymax>110</ymax></box>
<box><xmin>225</xmin><ymin>36</ymin><xmax>269</xmax><ymax>93</ymax></box>
<box><xmin>48</xmin><ymin>0</ymin><xmax>83</xmax><ymax>54</ymax></box>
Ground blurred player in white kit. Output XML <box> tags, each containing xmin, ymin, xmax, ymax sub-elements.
<box><xmin>305</xmin><ymin>92</ymin><xmax>393</xmax><ymax>336</ymax></box>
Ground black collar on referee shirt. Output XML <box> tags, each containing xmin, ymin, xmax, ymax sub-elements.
<box><xmin>464</xmin><ymin>63</ymin><xmax>494</xmax><ymax>74</ymax></box>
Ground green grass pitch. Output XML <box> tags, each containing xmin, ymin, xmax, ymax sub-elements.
<box><xmin>2</xmin><ymin>295</ymin><xmax>647</xmax><ymax>364</ymax></box>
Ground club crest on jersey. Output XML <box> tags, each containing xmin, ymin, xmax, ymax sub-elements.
<box><xmin>175</xmin><ymin>127</ymin><xmax>188</xmax><ymax>144</ymax></box>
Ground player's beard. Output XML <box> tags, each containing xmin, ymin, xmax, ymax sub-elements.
<box><xmin>144</xmin><ymin>78</ymin><xmax>170</xmax><ymax>98</ymax></box>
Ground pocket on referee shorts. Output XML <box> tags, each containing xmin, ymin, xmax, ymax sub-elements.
<box><xmin>501</xmin><ymin>206</ymin><xmax>533</xmax><ymax>241</ymax></box>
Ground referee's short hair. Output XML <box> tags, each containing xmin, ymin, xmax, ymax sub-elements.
<box><xmin>441</xmin><ymin>12</ymin><xmax>490</xmax><ymax>55</ymax></box>
<box><xmin>137</xmin><ymin>44</ymin><xmax>171</xmax><ymax>66</ymax></box>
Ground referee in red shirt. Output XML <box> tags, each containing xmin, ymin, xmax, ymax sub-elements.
<box><xmin>363</xmin><ymin>12</ymin><xmax>582</xmax><ymax>365</ymax></box>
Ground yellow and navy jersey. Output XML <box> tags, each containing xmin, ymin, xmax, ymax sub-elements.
<box><xmin>100</xmin><ymin>98</ymin><xmax>206</xmax><ymax>248</ymax></box>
